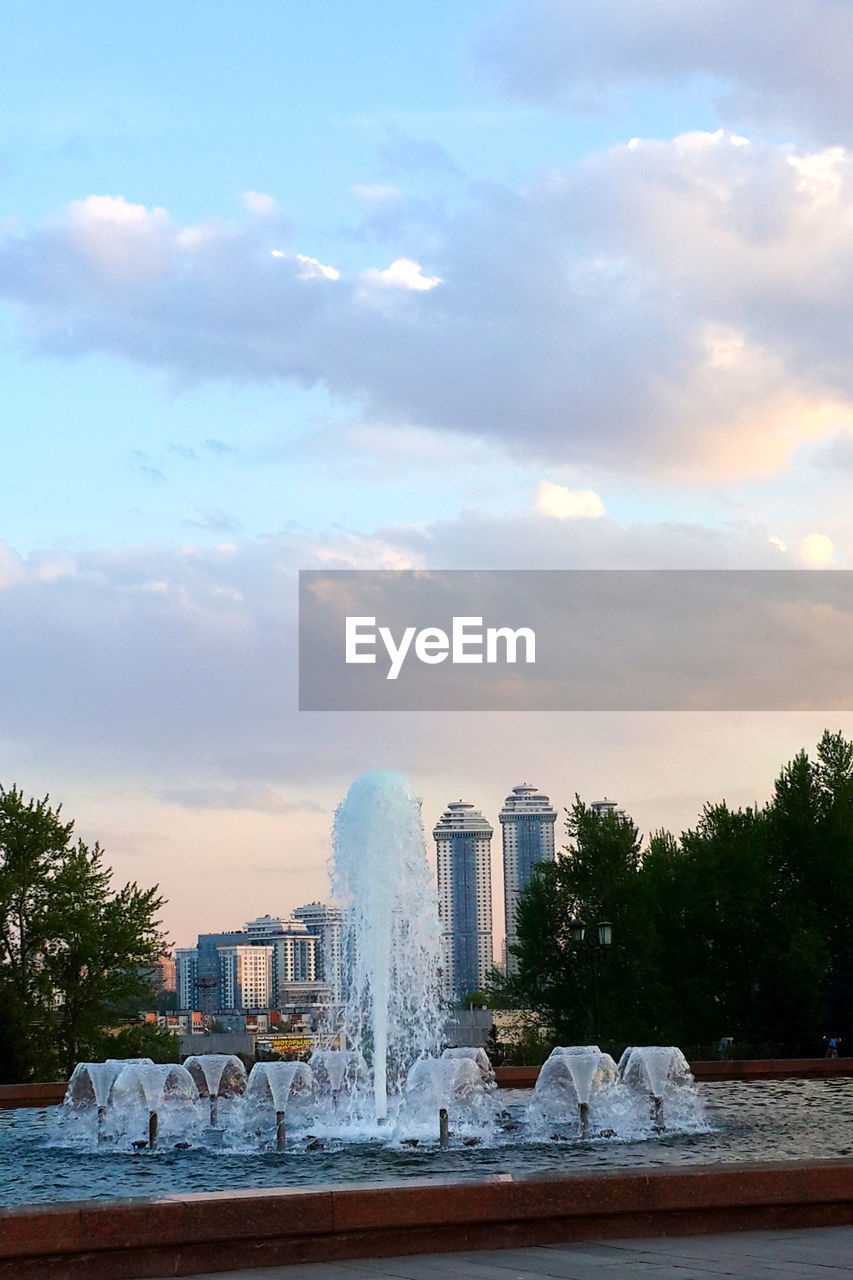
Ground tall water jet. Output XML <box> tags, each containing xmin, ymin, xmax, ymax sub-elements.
<box><xmin>332</xmin><ymin>771</ymin><xmax>443</xmax><ymax>1121</ymax></box>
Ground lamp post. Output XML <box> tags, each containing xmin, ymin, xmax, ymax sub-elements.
<box><xmin>567</xmin><ymin>918</ymin><xmax>613</xmax><ymax>1043</ymax></box>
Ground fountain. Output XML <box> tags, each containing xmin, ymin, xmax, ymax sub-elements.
<box><xmin>54</xmin><ymin>777</ymin><xmax>705</xmax><ymax>1169</ymax></box>
<box><xmin>441</xmin><ymin>1046</ymin><xmax>497</xmax><ymax>1093</ymax></box>
<box><xmin>528</xmin><ymin>1046</ymin><xmax>620</xmax><ymax>1138</ymax></box>
<box><xmin>65</xmin><ymin>1059</ymin><xmax>154</xmax><ymax>1139</ymax></box>
<box><xmin>309</xmin><ymin>1048</ymin><xmax>365</xmax><ymax>1113</ymax></box>
<box><xmin>184</xmin><ymin>1054</ymin><xmax>247</xmax><ymax>1128</ymax></box>
<box><xmin>396</xmin><ymin>1055</ymin><xmax>496</xmax><ymax>1143</ymax></box>
<box><xmin>332</xmin><ymin>770</ymin><xmax>443</xmax><ymax>1121</ymax></box>
<box><xmin>618</xmin><ymin>1046</ymin><xmax>697</xmax><ymax>1130</ymax></box>
<box><xmin>108</xmin><ymin>1062</ymin><xmax>199</xmax><ymax>1148</ymax></box>
<box><xmin>245</xmin><ymin>1062</ymin><xmax>315</xmax><ymax>1149</ymax></box>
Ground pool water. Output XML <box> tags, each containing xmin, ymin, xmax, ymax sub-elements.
<box><xmin>0</xmin><ymin>1079</ymin><xmax>851</xmax><ymax>1208</ymax></box>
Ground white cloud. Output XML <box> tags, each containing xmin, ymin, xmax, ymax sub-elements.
<box><xmin>242</xmin><ymin>191</ymin><xmax>278</xmax><ymax>216</ymax></box>
<box><xmin>360</xmin><ymin>257</ymin><xmax>442</xmax><ymax>291</ymax></box>
<box><xmin>64</xmin><ymin>194</ymin><xmax>171</xmax><ymax>284</ymax></box>
<box><xmin>799</xmin><ymin>533</ymin><xmax>835</xmax><ymax>567</ymax></box>
<box><xmin>295</xmin><ymin>253</ymin><xmax>340</xmax><ymax>281</ymax></box>
<box><xmin>536</xmin><ymin>482</ymin><xmax>605</xmax><ymax>519</ymax></box>
<box><xmin>5</xmin><ymin>137</ymin><xmax>853</xmax><ymax>478</ymax></box>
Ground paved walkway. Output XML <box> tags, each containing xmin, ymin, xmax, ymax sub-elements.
<box><xmin>153</xmin><ymin>1226</ymin><xmax>853</xmax><ymax>1278</ymax></box>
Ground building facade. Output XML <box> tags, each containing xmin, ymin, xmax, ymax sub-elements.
<box><xmin>433</xmin><ymin>800</ymin><xmax>494</xmax><ymax>1001</ymax></box>
<box><xmin>175</xmin><ymin>947</ymin><xmax>198</xmax><ymax>1011</ymax></box>
<box><xmin>500</xmin><ymin>783</ymin><xmax>557</xmax><ymax>974</ymax></box>
<box><xmin>293</xmin><ymin>902</ymin><xmax>344</xmax><ymax>1003</ymax></box>
<box><xmin>245</xmin><ymin>915</ymin><xmax>317</xmax><ymax>1004</ymax></box>
<box><xmin>217</xmin><ymin>944</ymin><xmax>274</xmax><ymax>1011</ymax></box>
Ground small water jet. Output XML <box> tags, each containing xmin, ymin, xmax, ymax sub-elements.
<box><xmin>109</xmin><ymin>1062</ymin><xmax>198</xmax><ymax>1148</ymax></box>
<box><xmin>308</xmin><ymin>1049</ymin><xmax>365</xmax><ymax>1113</ymax></box>
<box><xmin>441</xmin><ymin>1047</ymin><xmax>497</xmax><ymax>1093</ymax></box>
<box><xmin>245</xmin><ymin>1062</ymin><xmax>315</xmax><ymax>1149</ymax></box>
<box><xmin>397</xmin><ymin>1055</ymin><xmax>496</xmax><ymax>1142</ymax></box>
<box><xmin>528</xmin><ymin>1046</ymin><xmax>620</xmax><ymax>1138</ymax></box>
<box><xmin>184</xmin><ymin>1054</ymin><xmax>247</xmax><ymax>1128</ymax></box>
<box><xmin>618</xmin><ymin>1046</ymin><xmax>698</xmax><ymax>1131</ymax></box>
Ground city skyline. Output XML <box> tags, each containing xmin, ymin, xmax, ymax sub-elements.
<box><xmin>1</xmin><ymin>3</ymin><xmax>850</xmax><ymax>949</ymax></box>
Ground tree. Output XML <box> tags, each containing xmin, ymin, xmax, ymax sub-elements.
<box><xmin>508</xmin><ymin>734</ymin><xmax>853</xmax><ymax>1058</ymax></box>
<box><xmin>97</xmin><ymin>1021</ymin><xmax>178</xmax><ymax>1064</ymax></box>
<box><xmin>507</xmin><ymin>798</ymin><xmax>646</xmax><ymax>1049</ymax></box>
<box><xmin>0</xmin><ymin>785</ymin><xmax>168</xmax><ymax>1080</ymax></box>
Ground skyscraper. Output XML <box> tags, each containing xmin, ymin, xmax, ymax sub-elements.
<box><xmin>433</xmin><ymin>800</ymin><xmax>494</xmax><ymax>1001</ymax></box>
<box><xmin>590</xmin><ymin>797</ymin><xmax>627</xmax><ymax>820</ymax></box>
<box><xmin>500</xmin><ymin>783</ymin><xmax>557</xmax><ymax>974</ymax></box>
<box><xmin>293</xmin><ymin>902</ymin><xmax>344</xmax><ymax>1003</ymax></box>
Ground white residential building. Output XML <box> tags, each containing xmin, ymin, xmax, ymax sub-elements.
<box><xmin>433</xmin><ymin>800</ymin><xmax>494</xmax><ymax>1002</ymax></box>
<box><xmin>293</xmin><ymin>903</ymin><xmax>344</xmax><ymax>1003</ymax></box>
<box><xmin>500</xmin><ymin>784</ymin><xmax>557</xmax><ymax>974</ymax></box>
<box><xmin>218</xmin><ymin>944</ymin><xmax>273</xmax><ymax>1011</ymax></box>
<box><xmin>175</xmin><ymin>947</ymin><xmax>199</xmax><ymax>1011</ymax></box>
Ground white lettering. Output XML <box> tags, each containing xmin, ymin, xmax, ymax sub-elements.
<box><xmin>452</xmin><ymin>616</ymin><xmax>484</xmax><ymax>664</ymax></box>
<box><xmin>414</xmin><ymin>627</ymin><xmax>449</xmax><ymax>664</ymax></box>
<box><xmin>345</xmin><ymin>617</ymin><xmax>377</xmax><ymax>663</ymax></box>
<box><xmin>486</xmin><ymin>626</ymin><xmax>536</xmax><ymax>664</ymax></box>
<box><xmin>379</xmin><ymin>625</ymin><xmax>416</xmax><ymax>680</ymax></box>
<box><xmin>344</xmin><ymin>616</ymin><xmax>536</xmax><ymax>679</ymax></box>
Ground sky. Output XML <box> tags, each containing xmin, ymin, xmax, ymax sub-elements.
<box><xmin>1</xmin><ymin>0</ymin><xmax>852</xmax><ymax>950</ymax></box>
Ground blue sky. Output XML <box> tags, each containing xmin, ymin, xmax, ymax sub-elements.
<box><xmin>1</xmin><ymin>1</ymin><xmax>851</xmax><ymax>942</ymax></box>
<box><xmin>0</xmin><ymin>0</ymin><xmax>729</xmax><ymax>554</ymax></box>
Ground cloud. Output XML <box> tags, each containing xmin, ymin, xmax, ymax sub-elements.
<box><xmin>4</xmin><ymin>146</ymin><xmax>853</xmax><ymax>479</ymax></box>
<box><xmin>377</xmin><ymin>131</ymin><xmax>459</xmax><ymax>176</ymax></box>
<box><xmin>294</xmin><ymin>253</ymin><xmax>340</xmax><ymax>281</ymax></box>
<box><xmin>359</xmin><ymin>257</ymin><xmax>442</xmax><ymax>291</ymax></box>
<box><xmin>182</xmin><ymin>507</ymin><xmax>244</xmax><ymax>533</ymax></box>
<box><xmin>162</xmin><ymin>784</ymin><xmax>323</xmax><ymax>815</ymax></box>
<box><xmin>536</xmin><ymin>482</ymin><xmax>605</xmax><ymax>519</ymax></box>
<box><xmin>482</xmin><ymin>0</ymin><xmax>853</xmax><ymax>144</ymax></box>
<box><xmin>242</xmin><ymin>191</ymin><xmax>278</xmax><ymax>216</ymax></box>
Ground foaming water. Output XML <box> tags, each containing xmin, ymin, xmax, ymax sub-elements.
<box><xmin>331</xmin><ymin>770</ymin><xmax>443</xmax><ymax>1119</ymax></box>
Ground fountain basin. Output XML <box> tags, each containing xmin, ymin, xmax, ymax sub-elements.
<box><xmin>0</xmin><ymin>1158</ymin><xmax>852</xmax><ymax>1279</ymax></box>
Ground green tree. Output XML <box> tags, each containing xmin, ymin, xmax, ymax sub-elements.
<box><xmin>97</xmin><ymin>1021</ymin><xmax>178</xmax><ymax>1064</ymax></box>
<box><xmin>508</xmin><ymin>799</ymin><xmax>646</xmax><ymax>1049</ymax></box>
<box><xmin>0</xmin><ymin>785</ymin><xmax>168</xmax><ymax>1080</ymax></box>
<box><xmin>508</xmin><ymin>735</ymin><xmax>853</xmax><ymax>1057</ymax></box>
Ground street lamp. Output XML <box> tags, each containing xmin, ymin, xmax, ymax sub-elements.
<box><xmin>567</xmin><ymin>919</ymin><xmax>614</xmax><ymax>1043</ymax></box>
<box><xmin>568</xmin><ymin>918</ymin><xmax>586</xmax><ymax>944</ymax></box>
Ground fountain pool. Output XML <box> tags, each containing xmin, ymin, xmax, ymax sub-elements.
<box><xmin>0</xmin><ymin>1078</ymin><xmax>852</xmax><ymax>1208</ymax></box>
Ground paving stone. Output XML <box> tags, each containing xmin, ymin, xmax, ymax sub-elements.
<box><xmin>146</xmin><ymin>1225</ymin><xmax>853</xmax><ymax>1280</ymax></box>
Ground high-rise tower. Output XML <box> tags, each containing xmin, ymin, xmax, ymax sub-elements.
<box><xmin>500</xmin><ymin>783</ymin><xmax>557</xmax><ymax>974</ymax></box>
<box><xmin>433</xmin><ymin>800</ymin><xmax>494</xmax><ymax>1001</ymax></box>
